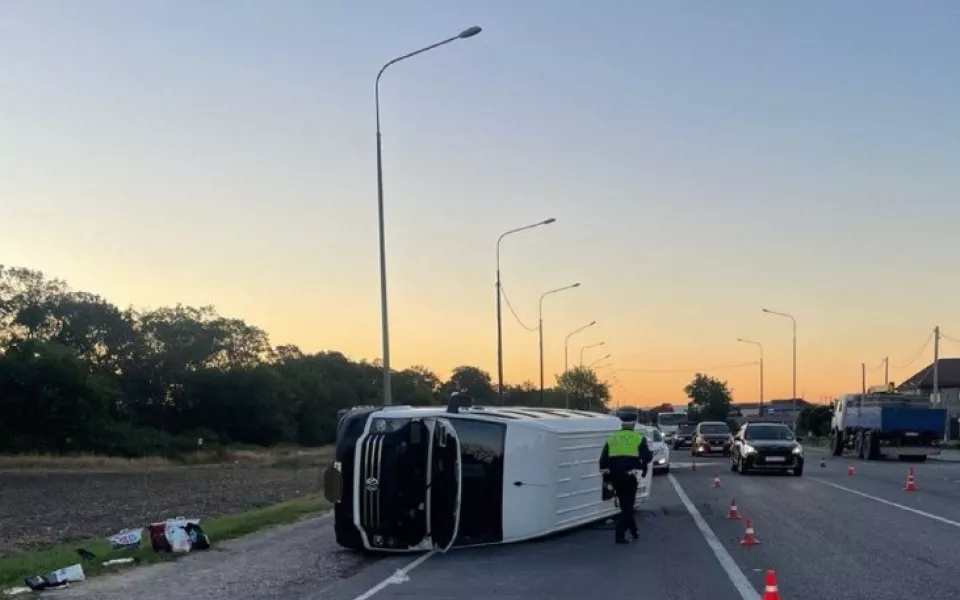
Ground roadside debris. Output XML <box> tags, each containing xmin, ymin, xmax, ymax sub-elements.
<box><xmin>8</xmin><ymin>517</ymin><xmax>211</xmax><ymax>595</ymax></box>
<box><xmin>148</xmin><ymin>517</ymin><xmax>210</xmax><ymax>553</ymax></box>
<box><xmin>23</xmin><ymin>563</ymin><xmax>85</xmax><ymax>592</ymax></box>
<box><xmin>107</xmin><ymin>527</ymin><xmax>143</xmax><ymax>551</ymax></box>
<box><xmin>102</xmin><ymin>557</ymin><xmax>139</xmax><ymax>567</ymax></box>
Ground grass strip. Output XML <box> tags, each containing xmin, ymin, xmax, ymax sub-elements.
<box><xmin>0</xmin><ymin>494</ymin><xmax>329</xmax><ymax>593</ymax></box>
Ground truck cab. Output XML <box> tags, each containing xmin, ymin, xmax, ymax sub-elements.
<box><xmin>656</xmin><ymin>411</ymin><xmax>688</xmax><ymax>444</ymax></box>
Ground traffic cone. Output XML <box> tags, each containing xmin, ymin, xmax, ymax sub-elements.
<box><xmin>726</xmin><ymin>498</ymin><xmax>742</xmax><ymax>520</ymax></box>
<box><xmin>819</xmin><ymin>456</ymin><xmax>826</xmax><ymax>468</ymax></box>
<box><xmin>740</xmin><ymin>519</ymin><xmax>760</xmax><ymax>546</ymax></box>
<box><xmin>761</xmin><ymin>570</ymin><xmax>782</xmax><ymax>600</ymax></box>
<box><xmin>712</xmin><ymin>475</ymin><xmax>721</xmax><ymax>489</ymax></box>
<box><xmin>847</xmin><ymin>464</ymin><xmax>855</xmax><ymax>476</ymax></box>
<box><xmin>904</xmin><ymin>468</ymin><xmax>917</xmax><ymax>492</ymax></box>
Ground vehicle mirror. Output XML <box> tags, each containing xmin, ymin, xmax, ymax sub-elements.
<box><xmin>323</xmin><ymin>465</ymin><xmax>343</xmax><ymax>503</ymax></box>
<box><xmin>409</xmin><ymin>420</ymin><xmax>425</xmax><ymax>445</ymax></box>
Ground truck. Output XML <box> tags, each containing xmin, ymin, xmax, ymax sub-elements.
<box><xmin>829</xmin><ymin>387</ymin><xmax>945</xmax><ymax>462</ymax></box>
<box><xmin>656</xmin><ymin>410</ymin><xmax>689</xmax><ymax>443</ymax></box>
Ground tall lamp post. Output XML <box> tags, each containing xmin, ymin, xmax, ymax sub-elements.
<box><xmin>539</xmin><ymin>283</ymin><xmax>581</xmax><ymax>405</ymax></box>
<box><xmin>563</xmin><ymin>321</ymin><xmax>597</xmax><ymax>409</ymax></box>
<box><xmin>580</xmin><ymin>341</ymin><xmax>606</xmax><ymax>367</ymax></box>
<box><xmin>762</xmin><ymin>308</ymin><xmax>797</xmax><ymax>428</ymax></box>
<box><xmin>376</xmin><ymin>26</ymin><xmax>483</xmax><ymax>406</ymax></box>
<box><xmin>737</xmin><ymin>337</ymin><xmax>764</xmax><ymax>417</ymax></box>
<box><xmin>496</xmin><ymin>218</ymin><xmax>556</xmax><ymax>403</ymax></box>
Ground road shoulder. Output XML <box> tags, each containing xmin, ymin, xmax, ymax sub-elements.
<box><xmin>50</xmin><ymin>514</ymin><xmax>373</xmax><ymax>600</ymax></box>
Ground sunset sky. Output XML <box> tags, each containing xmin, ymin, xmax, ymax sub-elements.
<box><xmin>3</xmin><ymin>1</ymin><xmax>959</xmax><ymax>406</ymax></box>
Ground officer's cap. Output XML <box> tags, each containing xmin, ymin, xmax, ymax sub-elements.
<box><xmin>618</xmin><ymin>411</ymin><xmax>638</xmax><ymax>423</ymax></box>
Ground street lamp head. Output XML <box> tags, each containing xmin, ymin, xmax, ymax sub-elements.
<box><xmin>761</xmin><ymin>308</ymin><xmax>771</xmax><ymax>313</ymax></box>
<box><xmin>598</xmin><ymin>341</ymin><xmax>606</xmax><ymax>346</ymax></box>
<box><xmin>459</xmin><ymin>26</ymin><xmax>483</xmax><ymax>39</ymax></box>
<box><xmin>737</xmin><ymin>337</ymin><xmax>745</xmax><ymax>342</ymax></box>
<box><xmin>571</xmin><ymin>282</ymin><xmax>581</xmax><ymax>288</ymax></box>
<box><xmin>542</xmin><ymin>217</ymin><xmax>557</xmax><ymax>225</ymax></box>
<box><xmin>589</xmin><ymin>320</ymin><xmax>597</xmax><ymax>326</ymax></box>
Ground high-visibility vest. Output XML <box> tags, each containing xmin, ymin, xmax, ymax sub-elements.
<box><xmin>606</xmin><ymin>429</ymin><xmax>644</xmax><ymax>457</ymax></box>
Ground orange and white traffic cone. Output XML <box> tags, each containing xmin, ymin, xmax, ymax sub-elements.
<box><xmin>712</xmin><ymin>475</ymin><xmax>721</xmax><ymax>489</ymax></box>
<box><xmin>904</xmin><ymin>467</ymin><xmax>917</xmax><ymax>491</ymax></box>
<box><xmin>847</xmin><ymin>464</ymin><xmax>855</xmax><ymax>476</ymax></box>
<box><xmin>726</xmin><ymin>498</ymin><xmax>742</xmax><ymax>520</ymax></box>
<box><xmin>761</xmin><ymin>570</ymin><xmax>782</xmax><ymax>600</ymax></box>
<box><xmin>740</xmin><ymin>519</ymin><xmax>760</xmax><ymax>546</ymax></box>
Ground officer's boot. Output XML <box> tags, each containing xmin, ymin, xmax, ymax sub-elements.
<box><xmin>614</xmin><ymin>519</ymin><xmax>628</xmax><ymax>544</ymax></box>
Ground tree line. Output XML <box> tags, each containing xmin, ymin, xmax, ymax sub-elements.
<box><xmin>0</xmin><ymin>265</ymin><xmax>611</xmax><ymax>457</ymax></box>
<box><xmin>681</xmin><ymin>372</ymin><xmax>832</xmax><ymax>436</ymax></box>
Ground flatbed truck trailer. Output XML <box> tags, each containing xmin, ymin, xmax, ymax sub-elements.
<box><xmin>829</xmin><ymin>389</ymin><xmax>945</xmax><ymax>462</ymax></box>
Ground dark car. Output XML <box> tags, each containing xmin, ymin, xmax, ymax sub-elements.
<box><xmin>730</xmin><ymin>422</ymin><xmax>804</xmax><ymax>476</ymax></box>
<box><xmin>692</xmin><ymin>422</ymin><xmax>732</xmax><ymax>457</ymax></box>
<box><xmin>671</xmin><ymin>423</ymin><xmax>695</xmax><ymax>450</ymax></box>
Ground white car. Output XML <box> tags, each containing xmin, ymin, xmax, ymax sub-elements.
<box><xmin>641</xmin><ymin>426</ymin><xmax>671</xmax><ymax>474</ymax></box>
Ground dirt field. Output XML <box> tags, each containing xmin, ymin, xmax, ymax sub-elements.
<box><xmin>0</xmin><ymin>452</ymin><xmax>329</xmax><ymax>558</ymax></box>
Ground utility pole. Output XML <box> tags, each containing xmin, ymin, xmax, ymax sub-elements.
<box><xmin>884</xmin><ymin>356</ymin><xmax>889</xmax><ymax>386</ymax></box>
<box><xmin>759</xmin><ymin>356</ymin><xmax>764</xmax><ymax>418</ymax></box>
<box><xmin>934</xmin><ymin>326</ymin><xmax>946</xmax><ymax>441</ymax></box>
<box><xmin>861</xmin><ymin>363</ymin><xmax>866</xmax><ymax>393</ymax></box>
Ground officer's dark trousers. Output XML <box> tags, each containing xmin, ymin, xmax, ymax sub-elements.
<box><xmin>610</xmin><ymin>471</ymin><xmax>638</xmax><ymax>542</ymax></box>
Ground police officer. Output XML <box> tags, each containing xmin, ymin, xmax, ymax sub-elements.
<box><xmin>599</xmin><ymin>411</ymin><xmax>653</xmax><ymax>544</ymax></box>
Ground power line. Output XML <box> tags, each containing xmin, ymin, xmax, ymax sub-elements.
<box><xmin>498</xmin><ymin>282</ymin><xmax>538</xmax><ymax>332</ymax></box>
<box><xmin>941</xmin><ymin>332</ymin><xmax>960</xmax><ymax>345</ymax></box>
<box><xmin>613</xmin><ymin>361</ymin><xmax>759</xmax><ymax>374</ymax></box>
<box><xmin>892</xmin><ymin>332</ymin><xmax>933</xmax><ymax>370</ymax></box>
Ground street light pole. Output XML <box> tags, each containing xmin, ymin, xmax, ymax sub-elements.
<box><xmin>762</xmin><ymin>308</ymin><xmax>797</xmax><ymax>428</ymax></box>
<box><xmin>496</xmin><ymin>218</ymin><xmax>556</xmax><ymax>403</ymax></box>
<box><xmin>737</xmin><ymin>338</ymin><xmax>764</xmax><ymax>417</ymax></box>
<box><xmin>563</xmin><ymin>321</ymin><xmax>597</xmax><ymax>409</ymax></box>
<box><xmin>375</xmin><ymin>26</ymin><xmax>483</xmax><ymax>406</ymax></box>
<box><xmin>580</xmin><ymin>341</ymin><xmax>606</xmax><ymax>367</ymax></box>
<box><xmin>539</xmin><ymin>283</ymin><xmax>581</xmax><ymax>406</ymax></box>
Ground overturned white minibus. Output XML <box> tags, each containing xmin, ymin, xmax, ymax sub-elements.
<box><xmin>324</xmin><ymin>395</ymin><xmax>653</xmax><ymax>553</ymax></box>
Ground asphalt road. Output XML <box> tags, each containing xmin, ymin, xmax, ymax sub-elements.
<box><xmin>321</xmin><ymin>448</ymin><xmax>960</xmax><ymax>600</ymax></box>
<box><xmin>53</xmin><ymin>448</ymin><xmax>960</xmax><ymax>600</ymax></box>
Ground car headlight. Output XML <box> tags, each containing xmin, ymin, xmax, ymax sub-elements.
<box><xmin>372</xmin><ymin>417</ymin><xmax>410</xmax><ymax>433</ymax></box>
<box><xmin>792</xmin><ymin>444</ymin><xmax>803</xmax><ymax>455</ymax></box>
<box><xmin>742</xmin><ymin>444</ymin><xmax>756</xmax><ymax>455</ymax></box>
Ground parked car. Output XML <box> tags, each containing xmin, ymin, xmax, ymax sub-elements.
<box><xmin>729</xmin><ymin>421</ymin><xmax>804</xmax><ymax>476</ymax></box>
<box><xmin>692</xmin><ymin>421</ymin><xmax>732</xmax><ymax>456</ymax></box>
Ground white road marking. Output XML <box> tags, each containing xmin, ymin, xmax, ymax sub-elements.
<box><xmin>667</xmin><ymin>474</ymin><xmax>760</xmax><ymax>600</ymax></box>
<box><xmin>348</xmin><ymin>550</ymin><xmax>436</xmax><ymax>600</ymax></box>
<box><xmin>810</xmin><ymin>477</ymin><xmax>960</xmax><ymax>529</ymax></box>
